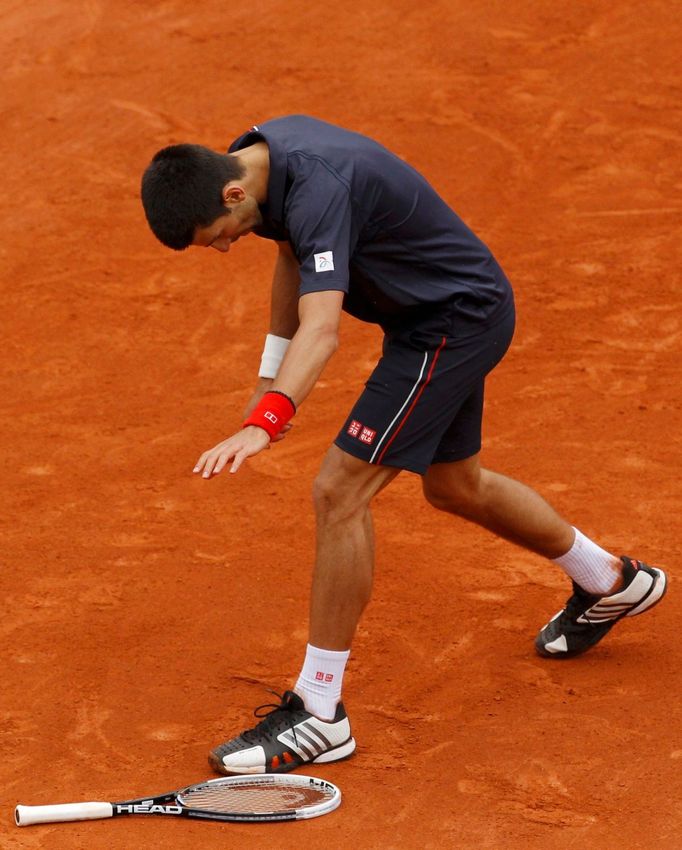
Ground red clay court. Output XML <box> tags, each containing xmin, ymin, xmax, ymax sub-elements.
<box><xmin>1</xmin><ymin>2</ymin><xmax>681</xmax><ymax>848</ymax></box>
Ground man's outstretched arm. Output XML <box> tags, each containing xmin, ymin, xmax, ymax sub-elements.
<box><xmin>244</xmin><ymin>240</ymin><xmax>303</xmax><ymax>431</ymax></box>
<box><xmin>270</xmin><ymin>289</ymin><xmax>342</xmax><ymax>406</ymax></box>
<box><xmin>269</xmin><ymin>240</ymin><xmax>301</xmax><ymax>339</ymax></box>
<box><xmin>194</xmin><ymin>288</ymin><xmax>344</xmax><ymax>477</ymax></box>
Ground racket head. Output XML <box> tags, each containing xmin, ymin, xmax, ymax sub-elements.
<box><xmin>177</xmin><ymin>773</ymin><xmax>341</xmax><ymax>822</ymax></box>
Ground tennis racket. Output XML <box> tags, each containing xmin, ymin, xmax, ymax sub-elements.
<box><xmin>15</xmin><ymin>774</ymin><xmax>341</xmax><ymax>826</ymax></box>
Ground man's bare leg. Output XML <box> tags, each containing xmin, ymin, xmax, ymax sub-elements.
<box><xmin>308</xmin><ymin>445</ymin><xmax>399</xmax><ymax>650</ymax></box>
<box><xmin>422</xmin><ymin>453</ymin><xmax>575</xmax><ymax>557</ymax></box>
<box><xmin>422</xmin><ymin>452</ymin><xmax>626</xmax><ymax>595</ymax></box>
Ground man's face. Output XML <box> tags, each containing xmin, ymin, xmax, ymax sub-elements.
<box><xmin>193</xmin><ymin>189</ymin><xmax>262</xmax><ymax>253</ymax></box>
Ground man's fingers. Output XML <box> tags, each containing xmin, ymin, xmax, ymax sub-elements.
<box><xmin>201</xmin><ymin>443</ymin><xmax>243</xmax><ymax>477</ymax></box>
<box><xmin>193</xmin><ymin>451</ymin><xmax>210</xmax><ymax>473</ymax></box>
<box><xmin>230</xmin><ymin>449</ymin><xmax>249</xmax><ymax>474</ymax></box>
<box><xmin>213</xmin><ymin>453</ymin><xmax>232</xmax><ymax>475</ymax></box>
<box><xmin>195</xmin><ymin>428</ymin><xmax>271</xmax><ymax>478</ymax></box>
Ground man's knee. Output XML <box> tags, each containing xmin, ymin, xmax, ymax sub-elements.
<box><xmin>313</xmin><ymin>451</ymin><xmax>366</xmax><ymax>523</ymax></box>
<box><xmin>313</xmin><ymin>447</ymin><xmax>397</xmax><ymax>522</ymax></box>
<box><xmin>422</xmin><ymin>458</ymin><xmax>484</xmax><ymax>515</ymax></box>
<box><xmin>313</xmin><ymin>467</ymin><xmax>352</xmax><ymax>519</ymax></box>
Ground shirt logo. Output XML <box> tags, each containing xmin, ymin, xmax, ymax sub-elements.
<box><xmin>314</xmin><ymin>251</ymin><xmax>335</xmax><ymax>272</ymax></box>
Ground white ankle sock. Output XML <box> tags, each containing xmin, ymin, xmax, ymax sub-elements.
<box><xmin>294</xmin><ymin>644</ymin><xmax>350</xmax><ymax>721</ymax></box>
<box><xmin>553</xmin><ymin>527</ymin><xmax>622</xmax><ymax>595</ymax></box>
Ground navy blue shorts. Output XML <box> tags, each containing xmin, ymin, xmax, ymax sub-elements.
<box><xmin>334</xmin><ymin>303</ymin><xmax>515</xmax><ymax>474</ymax></box>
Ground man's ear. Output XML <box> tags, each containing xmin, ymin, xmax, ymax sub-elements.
<box><xmin>221</xmin><ymin>183</ymin><xmax>246</xmax><ymax>207</ymax></box>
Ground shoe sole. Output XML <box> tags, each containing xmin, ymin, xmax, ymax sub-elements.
<box><xmin>312</xmin><ymin>737</ymin><xmax>357</xmax><ymax>763</ymax></box>
<box><xmin>209</xmin><ymin>736</ymin><xmax>357</xmax><ymax>776</ymax></box>
<box><xmin>535</xmin><ymin>567</ymin><xmax>668</xmax><ymax>660</ymax></box>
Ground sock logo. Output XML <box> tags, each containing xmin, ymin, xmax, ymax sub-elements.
<box><xmin>315</xmin><ymin>671</ymin><xmax>334</xmax><ymax>682</ymax></box>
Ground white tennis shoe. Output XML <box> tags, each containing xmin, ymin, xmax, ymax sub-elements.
<box><xmin>209</xmin><ymin>691</ymin><xmax>356</xmax><ymax>775</ymax></box>
<box><xmin>536</xmin><ymin>556</ymin><xmax>667</xmax><ymax>658</ymax></box>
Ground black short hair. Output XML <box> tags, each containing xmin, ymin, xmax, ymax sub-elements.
<box><xmin>140</xmin><ymin>144</ymin><xmax>246</xmax><ymax>250</ymax></box>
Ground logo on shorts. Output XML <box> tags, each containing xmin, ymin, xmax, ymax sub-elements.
<box><xmin>359</xmin><ymin>426</ymin><xmax>376</xmax><ymax>445</ymax></box>
<box><xmin>347</xmin><ymin>420</ymin><xmax>376</xmax><ymax>445</ymax></box>
<box><xmin>314</xmin><ymin>251</ymin><xmax>335</xmax><ymax>272</ymax></box>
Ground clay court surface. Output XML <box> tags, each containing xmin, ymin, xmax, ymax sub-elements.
<box><xmin>2</xmin><ymin>1</ymin><xmax>681</xmax><ymax>847</ymax></box>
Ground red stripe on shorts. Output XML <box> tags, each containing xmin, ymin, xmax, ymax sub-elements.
<box><xmin>376</xmin><ymin>335</ymin><xmax>447</xmax><ymax>465</ymax></box>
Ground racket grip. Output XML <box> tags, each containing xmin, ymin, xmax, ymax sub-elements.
<box><xmin>15</xmin><ymin>801</ymin><xmax>114</xmax><ymax>826</ymax></box>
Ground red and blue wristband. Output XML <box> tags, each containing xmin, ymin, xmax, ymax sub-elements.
<box><xmin>243</xmin><ymin>391</ymin><xmax>296</xmax><ymax>440</ymax></box>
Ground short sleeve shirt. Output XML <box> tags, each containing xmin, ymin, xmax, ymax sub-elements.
<box><xmin>228</xmin><ymin>115</ymin><xmax>512</xmax><ymax>331</ymax></box>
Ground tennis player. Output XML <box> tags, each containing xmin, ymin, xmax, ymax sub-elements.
<box><xmin>141</xmin><ymin>115</ymin><xmax>667</xmax><ymax>775</ymax></box>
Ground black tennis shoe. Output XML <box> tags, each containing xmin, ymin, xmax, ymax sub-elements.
<box><xmin>209</xmin><ymin>690</ymin><xmax>356</xmax><ymax>775</ymax></box>
<box><xmin>535</xmin><ymin>556</ymin><xmax>667</xmax><ymax>659</ymax></box>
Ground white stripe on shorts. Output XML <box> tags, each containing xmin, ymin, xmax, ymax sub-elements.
<box><xmin>369</xmin><ymin>350</ymin><xmax>429</xmax><ymax>463</ymax></box>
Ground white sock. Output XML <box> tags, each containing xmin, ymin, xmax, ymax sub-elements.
<box><xmin>553</xmin><ymin>527</ymin><xmax>622</xmax><ymax>595</ymax></box>
<box><xmin>294</xmin><ymin>644</ymin><xmax>350</xmax><ymax>721</ymax></box>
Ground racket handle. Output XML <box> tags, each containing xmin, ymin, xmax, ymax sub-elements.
<box><xmin>15</xmin><ymin>801</ymin><xmax>114</xmax><ymax>826</ymax></box>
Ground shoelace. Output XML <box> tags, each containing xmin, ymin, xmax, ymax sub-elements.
<box><xmin>564</xmin><ymin>583</ymin><xmax>597</xmax><ymax>622</ymax></box>
<box><xmin>240</xmin><ymin>690</ymin><xmax>301</xmax><ymax>748</ymax></box>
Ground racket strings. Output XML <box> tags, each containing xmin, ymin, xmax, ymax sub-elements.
<box><xmin>179</xmin><ymin>780</ymin><xmax>335</xmax><ymax>814</ymax></box>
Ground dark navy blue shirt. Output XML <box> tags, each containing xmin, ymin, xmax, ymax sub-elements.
<box><xmin>228</xmin><ymin>115</ymin><xmax>513</xmax><ymax>332</ymax></box>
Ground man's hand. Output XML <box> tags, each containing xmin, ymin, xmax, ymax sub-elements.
<box><xmin>193</xmin><ymin>426</ymin><xmax>271</xmax><ymax>477</ymax></box>
<box><xmin>243</xmin><ymin>378</ymin><xmax>293</xmax><ymax>443</ymax></box>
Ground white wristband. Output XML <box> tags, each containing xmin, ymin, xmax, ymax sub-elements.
<box><xmin>259</xmin><ymin>334</ymin><xmax>291</xmax><ymax>379</ymax></box>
